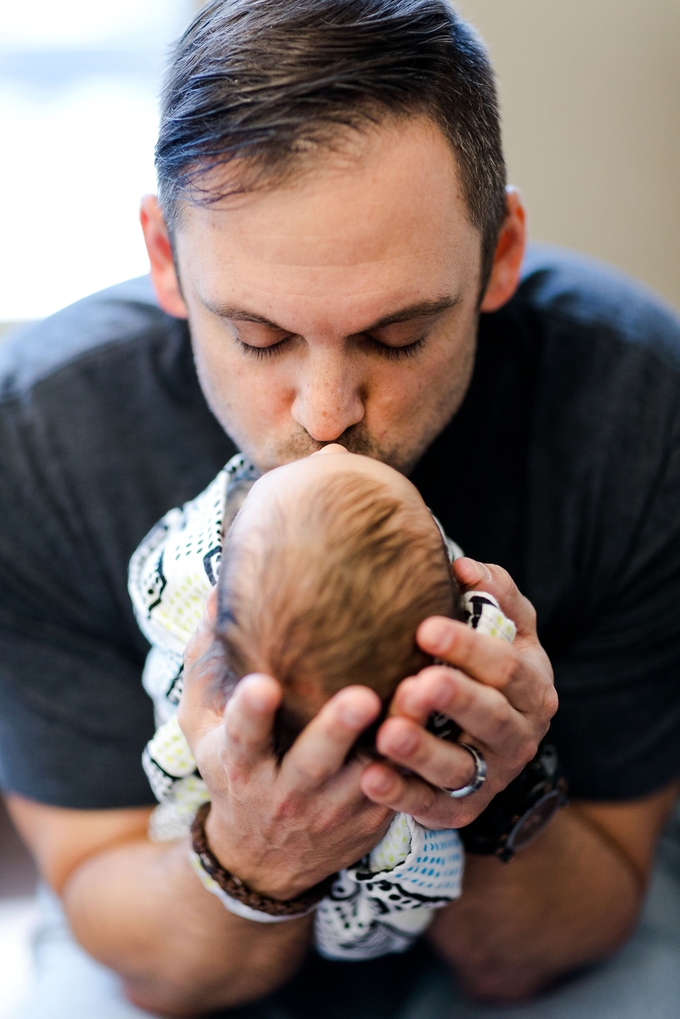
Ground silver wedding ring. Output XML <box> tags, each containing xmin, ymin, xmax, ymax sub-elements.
<box><xmin>443</xmin><ymin>743</ymin><xmax>487</xmax><ymax>798</ymax></box>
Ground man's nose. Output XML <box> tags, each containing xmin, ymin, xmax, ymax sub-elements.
<box><xmin>291</xmin><ymin>349</ymin><xmax>365</xmax><ymax>442</ymax></box>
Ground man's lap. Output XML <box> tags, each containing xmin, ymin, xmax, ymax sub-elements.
<box><xmin>13</xmin><ymin>807</ymin><xmax>680</xmax><ymax>1019</ymax></box>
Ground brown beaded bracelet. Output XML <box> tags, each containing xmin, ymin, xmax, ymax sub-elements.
<box><xmin>191</xmin><ymin>802</ymin><xmax>336</xmax><ymax>918</ymax></box>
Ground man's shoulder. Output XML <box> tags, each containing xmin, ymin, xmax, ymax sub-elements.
<box><xmin>0</xmin><ymin>276</ymin><xmax>181</xmax><ymax>400</ymax></box>
<box><xmin>512</xmin><ymin>243</ymin><xmax>680</xmax><ymax>371</ymax></box>
<box><xmin>0</xmin><ymin>277</ymin><xmax>234</xmax><ymax>595</ymax></box>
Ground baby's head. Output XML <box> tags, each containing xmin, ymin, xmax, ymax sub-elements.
<box><xmin>215</xmin><ymin>446</ymin><xmax>460</xmax><ymax>755</ymax></box>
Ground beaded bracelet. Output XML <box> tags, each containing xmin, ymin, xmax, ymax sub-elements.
<box><xmin>190</xmin><ymin>802</ymin><xmax>335</xmax><ymax>921</ymax></box>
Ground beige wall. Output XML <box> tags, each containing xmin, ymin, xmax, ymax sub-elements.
<box><xmin>455</xmin><ymin>0</ymin><xmax>680</xmax><ymax>310</ymax></box>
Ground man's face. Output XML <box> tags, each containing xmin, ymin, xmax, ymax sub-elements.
<box><xmin>172</xmin><ymin>117</ymin><xmax>486</xmax><ymax>474</ymax></box>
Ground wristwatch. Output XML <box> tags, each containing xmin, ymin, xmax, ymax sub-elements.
<box><xmin>459</xmin><ymin>740</ymin><xmax>568</xmax><ymax>862</ymax></box>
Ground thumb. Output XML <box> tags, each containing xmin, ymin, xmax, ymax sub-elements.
<box><xmin>184</xmin><ymin>586</ymin><xmax>219</xmax><ymax>669</ymax></box>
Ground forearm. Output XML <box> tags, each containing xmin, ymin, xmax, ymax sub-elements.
<box><xmin>63</xmin><ymin>836</ymin><xmax>312</xmax><ymax>1016</ymax></box>
<box><xmin>428</xmin><ymin>805</ymin><xmax>642</xmax><ymax>1002</ymax></box>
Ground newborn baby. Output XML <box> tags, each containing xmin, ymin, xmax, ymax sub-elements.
<box><xmin>217</xmin><ymin>446</ymin><xmax>462</xmax><ymax>757</ymax></box>
<box><xmin>129</xmin><ymin>447</ymin><xmax>515</xmax><ymax>960</ymax></box>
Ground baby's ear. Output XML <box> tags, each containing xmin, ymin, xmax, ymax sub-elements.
<box><xmin>199</xmin><ymin>638</ymin><xmax>238</xmax><ymax>709</ymax></box>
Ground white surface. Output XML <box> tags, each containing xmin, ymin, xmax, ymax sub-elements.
<box><xmin>0</xmin><ymin>899</ymin><xmax>36</xmax><ymax>1019</ymax></box>
<box><xmin>1</xmin><ymin>0</ymin><xmax>191</xmax><ymax>52</ymax></box>
<box><xmin>0</xmin><ymin>80</ymin><xmax>158</xmax><ymax>321</ymax></box>
<box><xmin>0</xmin><ymin>0</ymin><xmax>195</xmax><ymax>322</ymax></box>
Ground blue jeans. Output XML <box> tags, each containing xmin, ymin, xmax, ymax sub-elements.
<box><xmin>13</xmin><ymin>806</ymin><xmax>680</xmax><ymax>1019</ymax></box>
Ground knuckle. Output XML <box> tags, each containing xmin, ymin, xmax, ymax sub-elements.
<box><xmin>415</xmin><ymin>782</ymin><xmax>439</xmax><ymax>817</ymax></box>
<box><xmin>495</xmin><ymin>646</ymin><xmax>520</xmax><ymax>688</ymax></box>
<box><xmin>543</xmin><ymin>684</ymin><xmax>559</xmax><ymax>719</ymax></box>
<box><xmin>514</xmin><ymin>734</ymin><xmax>538</xmax><ymax>770</ymax></box>
<box><xmin>223</xmin><ymin>715</ymin><xmax>244</xmax><ymax>745</ymax></box>
<box><xmin>454</xmin><ymin>679</ymin><xmax>480</xmax><ymax>716</ymax></box>
<box><xmin>404</xmin><ymin>734</ymin><xmax>428</xmax><ymax>769</ymax></box>
<box><xmin>486</xmin><ymin>706</ymin><xmax>517</xmax><ymax>746</ymax></box>
<box><xmin>523</xmin><ymin>597</ymin><xmax>537</xmax><ymax>630</ymax></box>
<box><xmin>300</xmin><ymin>759</ymin><xmax>333</xmax><ymax>785</ymax></box>
<box><xmin>451</xmin><ymin>788</ymin><xmax>496</xmax><ymax>827</ymax></box>
<box><xmin>454</xmin><ymin>624</ymin><xmax>476</xmax><ymax>655</ymax></box>
<box><xmin>489</xmin><ymin>563</ymin><xmax>513</xmax><ymax>592</ymax></box>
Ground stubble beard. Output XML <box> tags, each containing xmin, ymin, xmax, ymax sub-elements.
<box><xmin>237</xmin><ymin>362</ymin><xmax>474</xmax><ymax>478</ymax></box>
<box><xmin>205</xmin><ymin>329</ymin><xmax>477</xmax><ymax>478</ymax></box>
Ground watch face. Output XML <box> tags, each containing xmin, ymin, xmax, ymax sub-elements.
<box><xmin>506</xmin><ymin>790</ymin><xmax>562</xmax><ymax>853</ymax></box>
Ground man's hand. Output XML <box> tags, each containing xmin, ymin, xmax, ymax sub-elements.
<box><xmin>179</xmin><ymin>589</ymin><xmax>393</xmax><ymax>901</ymax></box>
<box><xmin>361</xmin><ymin>558</ymin><xmax>558</xmax><ymax>828</ymax></box>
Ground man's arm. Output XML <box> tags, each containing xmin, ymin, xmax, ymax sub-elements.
<box><xmin>7</xmin><ymin>799</ymin><xmax>313</xmax><ymax>1018</ymax></box>
<box><xmin>7</xmin><ymin>668</ymin><xmax>392</xmax><ymax>1017</ymax></box>
<box><xmin>429</xmin><ymin>786</ymin><xmax>678</xmax><ymax>1001</ymax></box>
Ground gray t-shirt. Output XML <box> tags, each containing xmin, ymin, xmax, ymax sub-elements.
<box><xmin>1</xmin><ymin>246</ymin><xmax>680</xmax><ymax>807</ymax></box>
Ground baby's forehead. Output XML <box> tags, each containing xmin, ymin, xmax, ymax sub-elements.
<box><xmin>252</xmin><ymin>450</ymin><xmax>420</xmax><ymax>507</ymax></box>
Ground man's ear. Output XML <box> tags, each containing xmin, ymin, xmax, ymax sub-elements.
<box><xmin>139</xmin><ymin>195</ymin><xmax>188</xmax><ymax>320</ymax></box>
<box><xmin>479</xmin><ymin>187</ymin><xmax>527</xmax><ymax>314</ymax></box>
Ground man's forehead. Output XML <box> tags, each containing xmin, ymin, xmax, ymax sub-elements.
<box><xmin>172</xmin><ymin>117</ymin><xmax>482</xmax><ymax>309</ymax></box>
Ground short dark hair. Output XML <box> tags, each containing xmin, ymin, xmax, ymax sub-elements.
<box><xmin>215</xmin><ymin>470</ymin><xmax>459</xmax><ymax>756</ymax></box>
<box><xmin>156</xmin><ymin>0</ymin><xmax>507</xmax><ymax>286</ymax></box>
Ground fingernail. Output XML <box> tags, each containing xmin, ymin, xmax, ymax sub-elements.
<box><xmin>240</xmin><ymin>675</ymin><xmax>272</xmax><ymax>712</ymax></box>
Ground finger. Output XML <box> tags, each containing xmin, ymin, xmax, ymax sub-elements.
<box><xmin>387</xmin><ymin>675</ymin><xmax>431</xmax><ymax>725</ymax></box>
<box><xmin>222</xmin><ymin>673</ymin><xmax>282</xmax><ymax>766</ymax></box>
<box><xmin>361</xmin><ymin>763</ymin><xmax>484</xmax><ymax>830</ymax></box>
<box><xmin>453</xmin><ymin>559</ymin><xmax>537</xmax><ymax>639</ymax></box>
<box><xmin>383</xmin><ymin>667</ymin><xmax>526</xmax><ymax>758</ymax></box>
<box><xmin>375</xmin><ymin>716</ymin><xmax>478</xmax><ymax>790</ymax></box>
<box><xmin>281</xmin><ymin>686</ymin><xmax>382</xmax><ymax>792</ymax></box>
<box><xmin>416</xmin><ymin>618</ymin><xmax>545</xmax><ymax>716</ymax></box>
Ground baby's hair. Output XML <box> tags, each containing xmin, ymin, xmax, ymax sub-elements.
<box><xmin>215</xmin><ymin>470</ymin><xmax>460</xmax><ymax>755</ymax></box>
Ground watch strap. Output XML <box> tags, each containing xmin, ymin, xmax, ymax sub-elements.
<box><xmin>459</xmin><ymin>740</ymin><xmax>568</xmax><ymax>861</ymax></box>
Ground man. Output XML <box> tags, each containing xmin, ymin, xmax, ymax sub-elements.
<box><xmin>1</xmin><ymin>1</ymin><xmax>679</xmax><ymax>1017</ymax></box>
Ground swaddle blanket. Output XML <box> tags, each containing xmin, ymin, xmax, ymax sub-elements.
<box><xmin>129</xmin><ymin>454</ymin><xmax>515</xmax><ymax>960</ymax></box>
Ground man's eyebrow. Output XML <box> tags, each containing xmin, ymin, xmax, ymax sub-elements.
<box><xmin>202</xmin><ymin>301</ymin><xmax>281</xmax><ymax>327</ymax></box>
<box><xmin>202</xmin><ymin>296</ymin><xmax>459</xmax><ymax>333</ymax></box>
<box><xmin>365</xmin><ymin>297</ymin><xmax>458</xmax><ymax>331</ymax></box>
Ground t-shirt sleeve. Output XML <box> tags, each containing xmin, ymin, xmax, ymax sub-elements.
<box><xmin>0</xmin><ymin>618</ymin><xmax>157</xmax><ymax>809</ymax></box>
<box><xmin>0</xmin><ymin>390</ymin><xmax>157</xmax><ymax>808</ymax></box>
<box><xmin>0</xmin><ymin>286</ymin><xmax>233</xmax><ymax>810</ymax></box>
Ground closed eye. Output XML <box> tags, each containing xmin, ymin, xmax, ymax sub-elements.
<box><xmin>363</xmin><ymin>335</ymin><xmax>425</xmax><ymax>361</ymax></box>
<box><xmin>233</xmin><ymin>336</ymin><xmax>294</xmax><ymax>359</ymax></box>
<box><xmin>233</xmin><ymin>334</ymin><xmax>426</xmax><ymax>361</ymax></box>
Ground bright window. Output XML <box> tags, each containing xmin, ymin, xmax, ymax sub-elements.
<box><xmin>0</xmin><ymin>0</ymin><xmax>195</xmax><ymax>320</ymax></box>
